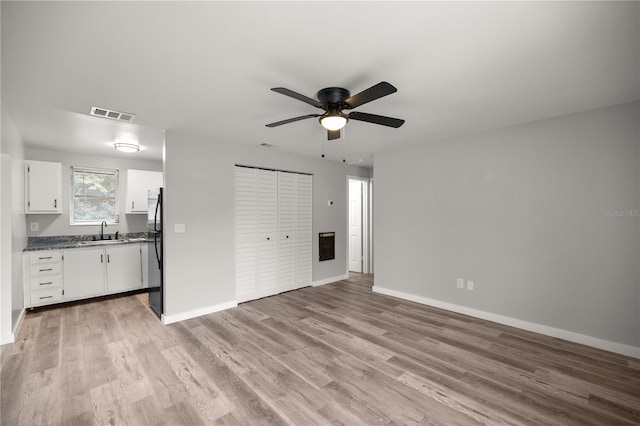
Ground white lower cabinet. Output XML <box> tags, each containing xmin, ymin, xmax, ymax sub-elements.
<box><xmin>24</xmin><ymin>243</ymin><xmax>144</xmax><ymax>308</ymax></box>
<box><xmin>141</xmin><ymin>243</ymin><xmax>149</xmax><ymax>288</ymax></box>
<box><xmin>105</xmin><ymin>245</ymin><xmax>142</xmax><ymax>293</ymax></box>
<box><xmin>63</xmin><ymin>248</ymin><xmax>106</xmax><ymax>300</ymax></box>
<box><xmin>24</xmin><ymin>250</ymin><xmax>64</xmax><ymax>307</ymax></box>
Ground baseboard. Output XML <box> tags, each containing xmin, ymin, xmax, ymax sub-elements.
<box><xmin>373</xmin><ymin>286</ymin><xmax>640</xmax><ymax>359</ymax></box>
<box><xmin>1</xmin><ymin>308</ymin><xmax>25</xmax><ymax>346</ymax></box>
<box><xmin>161</xmin><ymin>300</ymin><xmax>238</xmax><ymax>325</ymax></box>
<box><xmin>12</xmin><ymin>308</ymin><xmax>25</xmax><ymax>340</ymax></box>
<box><xmin>0</xmin><ymin>332</ymin><xmax>14</xmax><ymax>346</ymax></box>
<box><xmin>312</xmin><ymin>273</ymin><xmax>349</xmax><ymax>287</ymax></box>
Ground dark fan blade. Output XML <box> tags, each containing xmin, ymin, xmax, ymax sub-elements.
<box><xmin>271</xmin><ymin>87</ymin><xmax>324</xmax><ymax>109</ymax></box>
<box><xmin>266</xmin><ymin>114</ymin><xmax>320</xmax><ymax>127</ymax></box>
<box><xmin>328</xmin><ymin>129</ymin><xmax>340</xmax><ymax>140</ymax></box>
<box><xmin>344</xmin><ymin>82</ymin><xmax>397</xmax><ymax>109</ymax></box>
<box><xmin>348</xmin><ymin>111</ymin><xmax>405</xmax><ymax>128</ymax></box>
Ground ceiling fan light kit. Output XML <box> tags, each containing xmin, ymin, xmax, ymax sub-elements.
<box><xmin>266</xmin><ymin>82</ymin><xmax>405</xmax><ymax>140</ymax></box>
<box><xmin>320</xmin><ymin>113</ymin><xmax>348</xmax><ymax>131</ymax></box>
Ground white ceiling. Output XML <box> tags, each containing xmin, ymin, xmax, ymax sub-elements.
<box><xmin>2</xmin><ymin>1</ymin><xmax>638</xmax><ymax>166</ymax></box>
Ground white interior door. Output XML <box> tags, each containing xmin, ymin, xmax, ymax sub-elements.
<box><xmin>257</xmin><ymin>169</ymin><xmax>278</xmax><ymax>298</ymax></box>
<box><xmin>349</xmin><ymin>180</ymin><xmax>363</xmax><ymax>273</ymax></box>
<box><xmin>235</xmin><ymin>167</ymin><xmax>258</xmax><ymax>303</ymax></box>
<box><xmin>295</xmin><ymin>174</ymin><xmax>312</xmax><ymax>289</ymax></box>
<box><xmin>277</xmin><ymin>172</ymin><xmax>296</xmax><ymax>293</ymax></box>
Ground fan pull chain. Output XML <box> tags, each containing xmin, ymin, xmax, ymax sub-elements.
<box><xmin>342</xmin><ymin>127</ymin><xmax>346</xmax><ymax>163</ymax></box>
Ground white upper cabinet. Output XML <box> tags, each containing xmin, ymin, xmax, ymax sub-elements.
<box><xmin>25</xmin><ymin>160</ymin><xmax>62</xmax><ymax>214</ymax></box>
<box><xmin>125</xmin><ymin>169</ymin><xmax>163</xmax><ymax>214</ymax></box>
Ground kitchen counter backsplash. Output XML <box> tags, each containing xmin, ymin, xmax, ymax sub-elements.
<box><xmin>25</xmin><ymin>232</ymin><xmax>149</xmax><ymax>251</ymax></box>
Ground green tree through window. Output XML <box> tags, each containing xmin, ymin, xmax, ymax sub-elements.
<box><xmin>71</xmin><ymin>167</ymin><xmax>119</xmax><ymax>224</ymax></box>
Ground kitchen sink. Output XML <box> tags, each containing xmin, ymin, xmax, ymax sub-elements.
<box><xmin>78</xmin><ymin>239</ymin><xmax>127</xmax><ymax>245</ymax></box>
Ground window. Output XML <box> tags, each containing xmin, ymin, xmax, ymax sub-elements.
<box><xmin>71</xmin><ymin>166</ymin><xmax>119</xmax><ymax>225</ymax></box>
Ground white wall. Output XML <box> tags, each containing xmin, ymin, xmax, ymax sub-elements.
<box><xmin>374</xmin><ymin>102</ymin><xmax>639</xmax><ymax>355</ymax></box>
<box><xmin>25</xmin><ymin>148</ymin><xmax>162</xmax><ymax>237</ymax></box>
<box><xmin>1</xmin><ymin>103</ymin><xmax>27</xmax><ymax>344</ymax></box>
<box><xmin>163</xmin><ymin>130</ymin><xmax>369</xmax><ymax>320</ymax></box>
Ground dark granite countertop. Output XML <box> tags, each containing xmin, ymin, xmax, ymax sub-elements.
<box><xmin>24</xmin><ymin>233</ymin><xmax>151</xmax><ymax>252</ymax></box>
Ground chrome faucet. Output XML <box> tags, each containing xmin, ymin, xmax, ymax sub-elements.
<box><xmin>100</xmin><ymin>221</ymin><xmax>107</xmax><ymax>240</ymax></box>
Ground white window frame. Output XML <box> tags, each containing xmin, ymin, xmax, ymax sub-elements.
<box><xmin>70</xmin><ymin>166</ymin><xmax>120</xmax><ymax>225</ymax></box>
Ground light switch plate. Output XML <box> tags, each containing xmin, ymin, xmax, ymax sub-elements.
<box><xmin>456</xmin><ymin>278</ymin><xmax>464</xmax><ymax>289</ymax></box>
<box><xmin>175</xmin><ymin>223</ymin><xmax>186</xmax><ymax>233</ymax></box>
<box><xmin>467</xmin><ymin>280</ymin><xmax>474</xmax><ymax>291</ymax></box>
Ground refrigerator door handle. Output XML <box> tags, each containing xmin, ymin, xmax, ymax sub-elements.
<box><xmin>153</xmin><ymin>199</ymin><xmax>160</xmax><ymax>232</ymax></box>
<box><xmin>154</xmin><ymin>232</ymin><xmax>162</xmax><ymax>269</ymax></box>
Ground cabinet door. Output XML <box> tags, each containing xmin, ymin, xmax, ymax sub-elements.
<box><xmin>25</xmin><ymin>161</ymin><xmax>62</xmax><ymax>213</ymax></box>
<box><xmin>141</xmin><ymin>243</ymin><xmax>149</xmax><ymax>288</ymax></box>
<box><xmin>257</xmin><ymin>169</ymin><xmax>278</xmax><ymax>298</ymax></box>
<box><xmin>106</xmin><ymin>244</ymin><xmax>142</xmax><ymax>293</ymax></box>
<box><xmin>126</xmin><ymin>169</ymin><xmax>163</xmax><ymax>213</ymax></box>
<box><xmin>235</xmin><ymin>167</ymin><xmax>258</xmax><ymax>303</ymax></box>
<box><xmin>277</xmin><ymin>172</ymin><xmax>296</xmax><ymax>293</ymax></box>
<box><xmin>295</xmin><ymin>174</ymin><xmax>313</xmax><ymax>289</ymax></box>
<box><xmin>63</xmin><ymin>248</ymin><xmax>105</xmax><ymax>300</ymax></box>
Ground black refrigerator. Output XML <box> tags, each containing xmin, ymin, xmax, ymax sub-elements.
<box><xmin>147</xmin><ymin>188</ymin><xmax>163</xmax><ymax>319</ymax></box>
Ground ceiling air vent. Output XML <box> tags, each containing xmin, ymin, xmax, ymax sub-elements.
<box><xmin>90</xmin><ymin>106</ymin><xmax>136</xmax><ymax>123</ymax></box>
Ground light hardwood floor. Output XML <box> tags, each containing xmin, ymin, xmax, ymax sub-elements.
<box><xmin>2</xmin><ymin>273</ymin><xmax>639</xmax><ymax>425</ymax></box>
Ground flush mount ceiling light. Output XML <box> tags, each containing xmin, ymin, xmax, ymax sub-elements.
<box><xmin>113</xmin><ymin>142</ymin><xmax>140</xmax><ymax>153</ymax></box>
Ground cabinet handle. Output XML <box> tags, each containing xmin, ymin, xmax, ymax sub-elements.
<box><xmin>38</xmin><ymin>256</ymin><xmax>52</xmax><ymax>260</ymax></box>
<box><xmin>107</xmin><ymin>254</ymin><xmax>110</xmax><ymax>263</ymax></box>
<box><xmin>54</xmin><ymin>199</ymin><xmax>57</xmax><ymax>208</ymax></box>
<box><xmin>267</xmin><ymin>237</ymin><xmax>270</xmax><ymax>240</ymax></box>
<box><xmin>39</xmin><ymin>282</ymin><xmax>53</xmax><ymax>286</ymax></box>
<box><xmin>101</xmin><ymin>254</ymin><xmax>104</xmax><ymax>263</ymax></box>
<box><xmin>39</xmin><ymin>296</ymin><xmax>53</xmax><ymax>300</ymax></box>
<box><xmin>132</xmin><ymin>201</ymin><xmax>135</xmax><ymax>210</ymax></box>
<box><xmin>39</xmin><ymin>268</ymin><xmax>53</xmax><ymax>272</ymax></box>
<box><xmin>286</xmin><ymin>235</ymin><xmax>289</xmax><ymax>239</ymax></box>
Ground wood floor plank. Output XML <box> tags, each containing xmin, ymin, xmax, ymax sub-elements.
<box><xmin>2</xmin><ymin>272</ymin><xmax>639</xmax><ymax>425</ymax></box>
<box><xmin>162</xmin><ymin>345</ymin><xmax>234</xmax><ymax>423</ymax></box>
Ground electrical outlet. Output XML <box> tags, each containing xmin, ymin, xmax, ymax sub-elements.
<box><xmin>175</xmin><ymin>223</ymin><xmax>186</xmax><ymax>233</ymax></box>
<box><xmin>467</xmin><ymin>280</ymin><xmax>474</xmax><ymax>291</ymax></box>
<box><xmin>30</xmin><ymin>222</ymin><xmax>39</xmax><ymax>232</ymax></box>
<box><xmin>456</xmin><ymin>278</ymin><xmax>464</xmax><ymax>289</ymax></box>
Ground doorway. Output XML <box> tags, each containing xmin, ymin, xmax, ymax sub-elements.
<box><xmin>348</xmin><ymin>177</ymin><xmax>371</xmax><ymax>273</ymax></box>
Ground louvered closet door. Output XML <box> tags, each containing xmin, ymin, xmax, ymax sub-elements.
<box><xmin>235</xmin><ymin>167</ymin><xmax>258</xmax><ymax>303</ymax></box>
<box><xmin>277</xmin><ymin>172</ymin><xmax>296</xmax><ymax>293</ymax></box>
<box><xmin>257</xmin><ymin>169</ymin><xmax>278</xmax><ymax>298</ymax></box>
<box><xmin>295</xmin><ymin>174</ymin><xmax>313</xmax><ymax>289</ymax></box>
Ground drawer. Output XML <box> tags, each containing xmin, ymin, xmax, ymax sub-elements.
<box><xmin>30</xmin><ymin>275</ymin><xmax>62</xmax><ymax>291</ymax></box>
<box><xmin>30</xmin><ymin>262</ymin><xmax>62</xmax><ymax>276</ymax></box>
<box><xmin>30</xmin><ymin>288</ymin><xmax>63</xmax><ymax>306</ymax></box>
<box><xmin>29</xmin><ymin>251</ymin><xmax>62</xmax><ymax>264</ymax></box>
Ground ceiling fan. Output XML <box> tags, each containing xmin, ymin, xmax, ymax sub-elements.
<box><xmin>266</xmin><ymin>81</ymin><xmax>405</xmax><ymax>140</ymax></box>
